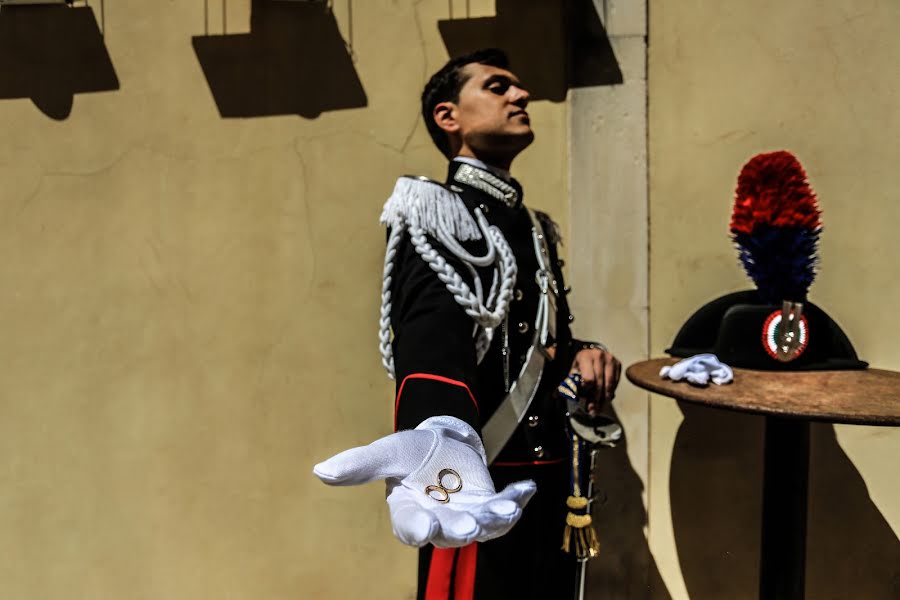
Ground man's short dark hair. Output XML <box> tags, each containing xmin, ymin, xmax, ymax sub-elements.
<box><xmin>421</xmin><ymin>49</ymin><xmax>510</xmax><ymax>158</ymax></box>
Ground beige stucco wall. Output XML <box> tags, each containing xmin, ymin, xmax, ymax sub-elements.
<box><xmin>649</xmin><ymin>1</ymin><xmax>900</xmax><ymax>598</ymax></box>
<box><xmin>0</xmin><ymin>1</ymin><xmax>567</xmax><ymax>598</ymax></box>
<box><xmin>4</xmin><ymin>1</ymin><xmax>898</xmax><ymax>598</ymax></box>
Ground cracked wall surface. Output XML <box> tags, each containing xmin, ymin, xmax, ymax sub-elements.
<box><xmin>0</xmin><ymin>1</ymin><xmax>565</xmax><ymax>598</ymax></box>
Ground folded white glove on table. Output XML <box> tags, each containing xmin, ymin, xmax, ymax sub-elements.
<box><xmin>313</xmin><ymin>415</ymin><xmax>536</xmax><ymax>548</ymax></box>
<box><xmin>660</xmin><ymin>353</ymin><xmax>734</xmax><ymax>386</ymax></box>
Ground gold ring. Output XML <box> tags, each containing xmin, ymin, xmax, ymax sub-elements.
<box><xmin>437</xmin><ymin>468</ymin><xmax>463</xmax><ymax>493</ymax></box>
<box><xmin>425</xmin><ymin>485</ymin><xmax>450</xmax><ymax>503</ymax></box>
<box><xmin>423</xmin><ymin>468</ymin><xmax>463</xmax><ymax>503</ymax></box>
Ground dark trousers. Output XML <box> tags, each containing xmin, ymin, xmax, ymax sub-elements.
<box><xmin>417</xmin><ymin>461</ymin><xmax>577</xmax><ymax>600</ymax></box>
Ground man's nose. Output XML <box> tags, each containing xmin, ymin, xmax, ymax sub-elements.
<box><xmin>510</xmin><ymin>85</ymin><xmax>530</xmax><ymax>107</ymax></box>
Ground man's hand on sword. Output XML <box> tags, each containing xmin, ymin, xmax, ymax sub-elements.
<box><xmin>570</xmin><ymin>347</ymin><xmax>622</xmax><ymax>414</ymax></box>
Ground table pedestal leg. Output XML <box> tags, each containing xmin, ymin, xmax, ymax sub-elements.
<box><xmin>760</xmin><ymin>417</ymin><xmax>810</xmax><ymax>600</ymax></box>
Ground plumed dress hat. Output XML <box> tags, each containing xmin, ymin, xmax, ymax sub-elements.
<box><xmin>666</xmin><ymin>151</ymin><xmax>867</xmax><ymax>371</ymax></box>
<box><xmin>666</xmin><ymin>290</ymin><xmax>867</xmax><ymax>371</ymax></box>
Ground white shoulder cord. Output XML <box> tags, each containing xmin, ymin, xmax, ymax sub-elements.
<box><xmin>379</xmin><ymin>223</ymin><xmax>406</xmax><ymax>376</ymax></box>
<box><xmin>379</xmin><ymin>208</ymin><xmax>517</xmax><ymax>379</ymax></box>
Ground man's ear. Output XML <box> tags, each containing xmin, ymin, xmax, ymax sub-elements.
<box><xmin>433</xmin><ymin>101</ymin><xmax>460</xmax><ymax>134</ymax></box>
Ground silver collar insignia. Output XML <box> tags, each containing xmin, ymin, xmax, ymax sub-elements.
<box><xmin>453</xmin><ymin>163</ymin><xmax>519</xmax><ymax>207</ymax></box>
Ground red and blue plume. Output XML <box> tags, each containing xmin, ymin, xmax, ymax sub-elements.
<box><xmin>730</xmin><ymin>151</ymin><xmax>822</xmax><ymax>304</ymax></box>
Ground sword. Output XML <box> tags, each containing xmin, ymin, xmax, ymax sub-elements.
<box><xmin>574</xmin><ymin>447</ymin><xmax>600</xmax><ymax>600</ymax></box>
<box><xmin>558</xmin><ymin>373</ymin><xmax>622</xmax><ymax>600</ymax></box>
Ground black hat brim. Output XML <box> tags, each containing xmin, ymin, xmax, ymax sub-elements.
<box><xmin>666</xmin><ymin>290</ymin><xmax>868</xmax><ymax>371</ymax></box>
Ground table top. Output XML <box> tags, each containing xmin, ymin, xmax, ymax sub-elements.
<box><xmin>626</xmin><ymin>358</ymin><xmax>900</xmax><ymax>426</ymax></box>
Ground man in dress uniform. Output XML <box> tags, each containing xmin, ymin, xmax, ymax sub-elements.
<box><xmin>315</xmin><ymin>49</ymin><xmax>621</xmax><ymax>600</ymax></box>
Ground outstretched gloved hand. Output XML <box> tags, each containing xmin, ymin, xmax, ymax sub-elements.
<box><xmin>313</xmin><ymin>415</ymin><xmax>536</xmax><ymax>548</ymax></box>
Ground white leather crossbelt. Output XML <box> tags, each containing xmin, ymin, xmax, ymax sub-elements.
<box><xmin>481</xmin><ymin>209</ymin><xmax>558</xmax><ymax>464</ymax></box>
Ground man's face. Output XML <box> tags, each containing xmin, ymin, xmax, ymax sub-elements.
<box><xmin>449</xmin><ymin>62</ymin><xmax>534</xmax><ymax>159</ymax></box>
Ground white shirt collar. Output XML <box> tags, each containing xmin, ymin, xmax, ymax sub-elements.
<box><xmin>452</xmin><ymin>156</ymin><xmax>512</xmax><ymax>183</ymax></box>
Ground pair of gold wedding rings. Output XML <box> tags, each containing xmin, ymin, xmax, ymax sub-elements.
<box><xmin>424</xmin><ymin>468</ymin><xmax>463</xmax><ymax>503</ymax></box>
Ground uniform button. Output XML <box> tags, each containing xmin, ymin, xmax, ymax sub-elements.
<box><xmin>568</xmin><ymin>314</ymin><xmax>575</xmax><ymax>323</ymax></box>
<box><xmin>527</xmin><ymin>415</ymin><xmax>540</xmax><ymax>428</ymax></box>
<box><xmin>557</xmin><ymin>259</ymin><xmax>566</xmax><ymax>268</ymax></box>
<box><xmin>518</xmin><ymin>322</ymin><xmax>529</xmax><ymax>333</ymax></box>
<box><xmin>533</xmin><ymin>445</ymin><xmax>545</xmax><ymax>458</ymax></box>
<box><xmin>514</xmin><ymin>288</ymin><xmax>524</xmax><ymax>301</ymax></box>
<box><xmin>563</xmin><ymin>285</ymin><xmax>572</xmax><ymax>294</ymax></box>
<box><xmin>478</xmin><ymin>203</ymin><xmax>490</xmax><ymax>214</ymax></box>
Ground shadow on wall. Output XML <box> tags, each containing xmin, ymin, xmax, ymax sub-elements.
<box><xmin>588</xmin><ymin>405</ymin><xmax>671</xmax><ymax>599</ymax></box>
<box><xmin>671</xmin><ymin>403</ymin><xmax>900</xmax><ymax>599</ymax></box>
<box><xmin>192</xmin><ymin>0</ymin><xmax>366</xmax><ymax>119</ymax></box>
<box><xmin>0</xmin><ymin>4</ymin><xmax>118</xmax><ymax>120</ymax></box>
<box><xmin>438</xmin><ymin>0</ymin><xmax>623</xmax><ymax>102</ymax></box>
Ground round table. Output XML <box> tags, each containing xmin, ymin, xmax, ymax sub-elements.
<box><xmin>626</xmin><ymin>358</ymin><xmax>900</xmax><ymax>600</ymax></box>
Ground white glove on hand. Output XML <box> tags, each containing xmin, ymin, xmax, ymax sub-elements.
<box><xmin>660</xmin><ymin>353</ymin><xmax>734</xmax><ymax>386</ymax></box>
<box><xmin>313</xmin><ymin>415</ymin><xmax>537</xmax><ymax>548</ymax></box>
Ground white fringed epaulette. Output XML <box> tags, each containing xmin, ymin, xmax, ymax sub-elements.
<box><xmin>379</xmin><ymin>176</ymin><xmax>483</xmax><ymax>241</ymax></box>
<box><xmin>377</xmin><ymin>175</ymin><xmax>518</xmax><ymax>380</ymax></box>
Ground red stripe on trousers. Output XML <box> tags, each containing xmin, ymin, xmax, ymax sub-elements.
<box><xmin>454</xmin><ymin>543</ymin><xmax>478</xmax><ymax>600</ymax></box>
<box><xmin>424</xmin><ymin>543</ymin><xmax>478</xmax><ymax>600</ymax></box>
<box><xmin>425</xmin><ymin>548</ymin><xmax>456</xmax><ymax>600</ymax></box>
<box><xmin>393</xmin><ymin>373</ymin><xmax>479</xmax><ymax>431</ymax></box>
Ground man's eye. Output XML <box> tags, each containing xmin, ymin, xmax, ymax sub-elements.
<box><xmin>488</xmin><ymin>83</ymin><xmax>509</xmax><ymax>95</ymax></box>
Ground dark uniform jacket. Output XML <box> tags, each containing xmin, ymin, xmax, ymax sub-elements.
<box><xmin>391</xmin><ymin>159</ymin><xmax>593</xmax><ymax>462</ymax></box>
<box><xmin>387</xmin><ymin>160</ymin><xmax>596</xmax><ymax>600</ymax></box>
